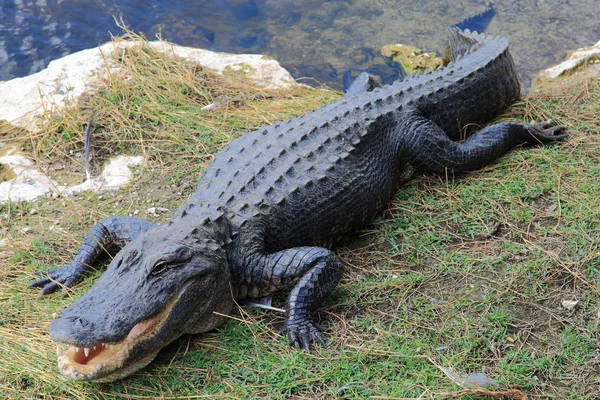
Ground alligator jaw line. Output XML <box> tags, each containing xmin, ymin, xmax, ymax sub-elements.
<box><xmin>55</xmin><ymin>295</ymin><xmax>178</xmax><ymax>381</ymax></box>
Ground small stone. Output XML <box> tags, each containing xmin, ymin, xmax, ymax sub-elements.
<box><xmin>21</xmin><ymin>227</ymin><xmax>34</xmax><ymax>234</ymax></box>
<box><xmin>465</xmin><ymin>373</ymin><xmax>498</xmax><ymax>388</ymax></box>
<box><xmin>147</xmin><ymin>207</ymin><xmax>156</xmax><ymax>214</ymax></box>
<box><xmin>561</xmin><ymin>299</ymin><xmax>579</xmax><ymax>310</ymax></box>
<box><xmin>157</xmin><ymin>207</ymin><xmax>169</xmax><ymax>213</ymax></box>
<box><xmin>29</xmin><ymin>209</ymin><xmax>38</xmax><ymax>215</ymax></box>
<box><xmin>133</xmin><ymin>210</ymin><xmax>139</xmax><ymax>215</ymax></box>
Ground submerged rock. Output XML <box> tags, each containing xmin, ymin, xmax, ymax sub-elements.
<box><xmin>381</xmin><ymin>44</ymin><xmax>444</xmax><ymax>75</ymax></box>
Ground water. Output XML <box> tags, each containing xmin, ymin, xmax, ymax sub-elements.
<box><xmin>1</xmin><ymin>0</ymin><xmax>599</xmax><ymax>91</ymax></box>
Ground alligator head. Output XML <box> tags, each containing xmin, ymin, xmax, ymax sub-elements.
<box><xmin>49</xmin><ymin>217</ymin><xmax>235</xmax><ymax>382</ymax></box>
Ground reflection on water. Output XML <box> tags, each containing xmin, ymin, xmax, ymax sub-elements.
<box><xmin>1</xmin><ymin>0</ymin><xmax>599</xmax><ymax>90</ymax></box>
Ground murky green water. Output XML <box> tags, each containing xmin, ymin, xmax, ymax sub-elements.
<box><xmin>1</xmin><ymin>0</ymin><xmax>599</xmax><ymax>91</ymax></box>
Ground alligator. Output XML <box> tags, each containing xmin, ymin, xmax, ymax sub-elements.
<box><xmin>30</xmin><ymin>28</ymin><xmax>566</xmax><ymax>382</ymax></box>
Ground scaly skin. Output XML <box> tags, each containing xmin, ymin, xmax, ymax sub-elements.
<box><xmin>30</xmin><ymin>29</ymin><xmax>567</xmax><ymax>381</ymax></box>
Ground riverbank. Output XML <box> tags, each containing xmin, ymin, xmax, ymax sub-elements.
<box><xmin>1</xmin><ymin>32</ymin><xmax>599</xmax><ymax>398</ymax></box>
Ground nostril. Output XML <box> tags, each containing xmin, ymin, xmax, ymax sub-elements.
<box><xmin>66</xmin><ymin>316</ymin><xmax>93</xmax><ymax>330</ymax></box>
<box><xmin>50</xmin><ymin>315</ymin><xmax>98</xmax><ymax>345</ymax></box>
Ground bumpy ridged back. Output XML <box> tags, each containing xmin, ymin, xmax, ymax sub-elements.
<box><xmin>174</xmin><ymin>29</ymin><xmax>520</xmax><ymax>250</ymax></box>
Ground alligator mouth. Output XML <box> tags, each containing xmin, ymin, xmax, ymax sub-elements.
<box><xmin>54</xmin><ymin>295</ymin><xmax>178</xmax><ymax>381</ymax></box>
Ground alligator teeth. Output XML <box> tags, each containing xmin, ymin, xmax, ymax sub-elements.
<box><xmin>110</xmin><ymin>344</ymin><xmax>115</xmax><ymax>351</ymax></box>
<box><xmin>75</xmin><ymin>347</ymin><xmax>80</xmax><ymax>353</ymax></box>
<box><xmin>93</xmin><ymin>346</ymin><xmax>96</xmax><ymax>351</ymax></box>
<box><xmin>84</xmin><ymin>347</ymin><xmax>90</xmax><ymax>357</ymax></box>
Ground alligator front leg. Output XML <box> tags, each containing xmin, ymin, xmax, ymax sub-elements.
<box><xmin>399</xmin><ymin>108</ymin><xmax>567</xmax><ymax>173</ymax></box>
<box><xmin>29</xmin><ymin>216</ymin><xmax>156</xmax><ymax>295</ymax></box>
<box><xmin>238</xmin><ymin>246</ymin><xmax>344</xmax><ymax>349</ymax></box>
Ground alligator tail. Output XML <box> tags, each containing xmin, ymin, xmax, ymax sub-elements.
<box><xmin>447</xmin><ymin>27</ymin><xmax>480</xmax><ymax>61</ymax></box>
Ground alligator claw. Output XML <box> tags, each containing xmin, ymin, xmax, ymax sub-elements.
<box><xmin>526</xmin><ymin>121</ymin><xmax>568</xmax><ymax>143</ymax></box>
<box><xmin>279</xmin><ymin>317</ymin><xmax>327</xmax><ymax>350</ymax></box>
<box><xmin>29</xmin><ymin>264</ymin><xmax>84</xmax><ymax>295</ymax></box>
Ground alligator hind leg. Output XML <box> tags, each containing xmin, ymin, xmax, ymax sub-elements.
<box><xmin>398</xmin><ymin>108</ymin><xmax>567</xmax><ymax>173</ymax></box>
<box><xmin>29</xmin><ymin>216</ymin><xmax>156</xmax><ymax>295</ymax></box>
<box><xmin>237</xmin><ymin>245</ymin><xmax>344</xmax><ymax>349</ymax></box>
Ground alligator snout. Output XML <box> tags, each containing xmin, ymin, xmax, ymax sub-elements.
<box><xmin>50</xmin><ymin>315</ymin><xmax>97</xmax><ymax>345</ymax></box>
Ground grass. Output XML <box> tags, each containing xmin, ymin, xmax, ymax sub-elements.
<box><xmin>1</xmin><ymin>31</ymin><xmax>599</xmax><ymax>399</ymax></box>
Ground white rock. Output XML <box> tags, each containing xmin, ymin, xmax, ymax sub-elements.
<box><xmin>146</xmin><ymin>41</ymin><xmax>294</xmax><ymax>89</ymax></box>
<box><xmin>0</xmin><ymin>148</ymin><xmax>60</xmax><ymax>202</ymax></box>
<box><xmin>0</xmin><ymin>40</ymin><xmax>296</xmax><ymax>131</ymax></box>
<box><xmin>539</xmin><ymin>40</ymin><xmax>600</xmax><ymax>80</ymax></box>
<box><xmin>147</xmin><ymin>207</ymin><xmax>156</xmax><ymax>214</ymax></box>
<box><xmin>0</xmin><ymin>147</ymin><xmax>144</xmax><ymax>203</ymax></box>
<box><xmin>62</xmin><ymin>155</ymin><xmax>144</xmax><ymax>196</ymax></box>
<box><xmin>561</xmin><ymin>299</ymin><xmax>579</xmax><ymax>310</ymax></box>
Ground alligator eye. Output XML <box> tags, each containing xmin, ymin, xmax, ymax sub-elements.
<box><xmin>150</xmin><ymin>261</ymin><xmax>184</xmax><ymax>276</ymax></box>
<box><xmin>150</xmin><ymin>261</ymin><xmax>168</xmax><ymax>276</ymax></box>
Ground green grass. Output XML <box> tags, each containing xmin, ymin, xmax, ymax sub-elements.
<box><xmin>1</xmin><ymin>32</ymin><xmax>599</xmax><ymax>399</ymax></box>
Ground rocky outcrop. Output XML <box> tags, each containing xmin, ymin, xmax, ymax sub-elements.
<box><xmin>0</xmin><ymin>40</ymin><xmax>296</xmax><ymax>132</ymax></box>
<box><xmin>0</xmin><ymin>40</ymin><xmax>296</xmax><ymax>203</ymax></box>
<box><xmin>534</xmin><ymin>39</ymin><xmax>600</xmax><ymax>92</ymax></box>
<box><xmin>538</xmin><ymin>39</ymin><xmax>600</xmax><ymax>80</ymax></box>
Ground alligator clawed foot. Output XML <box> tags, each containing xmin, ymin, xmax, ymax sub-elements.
<box><xmin>527</xmin><ymin>121</ymin><xmax>568</xmax><ymax>143</ymax></box>
<box><xmin>29</xmin><ymin>264</ymin><xmax>83</xmax><ymax>295</ymax></box>
<box><xmin>278</xmin><ymin>318</ymin><xmax>327</xmax><ymax>350</ymax></box>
